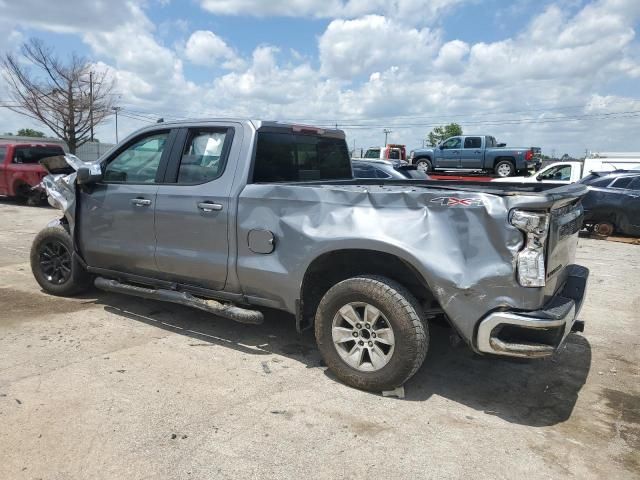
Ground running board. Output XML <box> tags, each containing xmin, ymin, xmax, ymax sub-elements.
<box><xmin>94</xmin><ymin>277</ymin><xmax>264</xmax><ymax>325</ymax></box>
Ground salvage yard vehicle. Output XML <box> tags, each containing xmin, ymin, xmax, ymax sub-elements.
<box><xmin>360</xmin><ymin>144</ymin><xmax>407</xmax><ymax>161</ymax></box>
<box><xmin>493</xmin><ymin>157</ymin><xmax>640</xmax><ymax>185</ymax></box>
<box><xmin>579</xmin><ymin>170</ymin><xmax>640</xmax><ymax>236</ymax></box>
<box><xmin>0</xmin><ymin>140</ymin><xmax>65</xmax><ymax>202</ymax></box>
<box><xmin>410</xmin><ymin>135</ymin><xmax>540</xmax><ymax>177</ymax></box>
<box><xmin>352</xmin><ymin>158</ymin><xmax>429</xmax><ymax>180</ymax></box>
<box><xmin>32</xmin><ymin>119</ymin><xmax>589</xmax><ymax>392</ymax></box>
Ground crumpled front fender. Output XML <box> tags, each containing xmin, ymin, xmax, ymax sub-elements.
<box><xmin>39</xmin><ymin>154</ymin><xmax>87</xmax><ymax>232</ymax></box>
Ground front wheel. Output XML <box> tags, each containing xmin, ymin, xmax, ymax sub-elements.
<box><xmin>30</xmin><ymin>225</ymin><xmax>91</xmax><ymax>297</ymax></box>
<box><xmin>494</xmin><ymin>160</ymin><xmax>515</xmax><ymax>177</ymax></box>
<box><xmin>415</xmin><ymin>159</ymin><xmax>432</xmax><ymax>173</ymax></box>
<box><xmin>315</xmin><ymin>276</ymin><xmax>429</xmax><ymax>392</ymax></box>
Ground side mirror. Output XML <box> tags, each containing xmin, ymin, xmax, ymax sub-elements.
<box><xmin>536</xmin><ymin>175</ymin><xmax>543</xmax><ymax>181</ymax></box>
<box><xmin>438</xmin><ymin>144</ymin><xmax>444</xmax><ymax>150</ymax></box>
<box><xmin>76</xmin><ymin>165</ymin><xmax>102</xmax><ymax>185</ymax></box>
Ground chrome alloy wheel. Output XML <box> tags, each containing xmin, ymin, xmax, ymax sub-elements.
<box><xmin>497</xmin><ymin>163</ymin><xmax>513</xmax><ymax>177</ymax></box>
<box><xmin>416</xmin><ymin>161</ymin><xmax>429</xmax><ymax>173</ymax></box>
<box><xmin>331</xmin><ymin>302</ymin><xmax>395</xmax><ymax>372</ymax></box>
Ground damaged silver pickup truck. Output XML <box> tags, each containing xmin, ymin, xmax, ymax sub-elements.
<box><xmin>32</xmin><ymin>119</ymin><xmax>589</xmax><ymax>391</ymax></box>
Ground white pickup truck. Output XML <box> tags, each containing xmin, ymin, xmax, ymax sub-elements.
<box><xmin>493</xmin><ymin>155</ymin><xmax>640</xmax><ymax>184</ymax></box>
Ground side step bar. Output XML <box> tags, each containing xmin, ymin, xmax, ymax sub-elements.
<box><xmin>94</xmin><ymin>277</ymin><xmax>264</xmax><ymax>325</ymax></box>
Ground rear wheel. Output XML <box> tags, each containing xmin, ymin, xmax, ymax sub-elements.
<box><xmin>315</xmin><ymin>275</ymin><xmax>429</xmax><ymax>392</ymax></box>
<box><xmin>415</xmin><ymin>159</ymin><xmax>432</xmax><ymax>173</ymax></box>
<box><xmin>494</xmin><ymin>159</ymin><xmax>515</xmax><ymax>177</ymax></box>
<box><xmin>593</xmin><ymin>221</ymin><xmax>614</xmax><ymax>236</ymax></box>
<box><xmin>30</xmin><ymin>226</ymin><xmax>91</xmax><ymax>296</ymax></box>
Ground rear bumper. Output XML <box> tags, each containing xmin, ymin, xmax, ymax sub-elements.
<box><xmin>527</xmin><ymin>160</ymin><xmax>542</xmax><ymax>171</ymax></box>
<box><xmin>476</xmin><ymin>265</ymin><xmax>589</xmax><ymax>358</ymax></box>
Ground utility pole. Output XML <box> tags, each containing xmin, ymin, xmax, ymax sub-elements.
<box><xmin>383</xmin><ymin>128</ymin><xmax>392</xmax><ymax>147</ymax></box>
<box><xmin>89</xmin><ymin>71</ymin><xmax>94</xmax><ymax>142</ymax></box>
<box><xmin>111</xmin><ymin>106</ymin><xmax>122</xmax><ymax>143</ymax></box>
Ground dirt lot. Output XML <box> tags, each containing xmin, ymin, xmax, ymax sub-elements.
<box><xmin>0</xmin><ymin>200</ymin><xmax>638</xmax><ymax>480</ymax></box>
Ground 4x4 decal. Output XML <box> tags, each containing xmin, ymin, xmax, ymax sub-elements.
<box><xmin>430</xmin><ymin>197</ymin><xmax>484</xmax><ymax>207</ymax></box>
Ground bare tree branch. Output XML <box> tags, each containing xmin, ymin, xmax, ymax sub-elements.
<box><xmin>1</xmin><ymin>38</ymin><xmax>116</xmax><ymax>153</ymax></box>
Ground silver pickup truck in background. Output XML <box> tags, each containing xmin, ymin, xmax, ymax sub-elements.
<box><xmin>33</xmin><ymin>120</ymin><xmax>589</xmax><ymax>392</ymax></box>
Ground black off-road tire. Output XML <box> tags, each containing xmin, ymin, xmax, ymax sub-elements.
<box><xmin>30</xmin><ymin>226</ymin><xmax>91</xmax><ymax>297</ymax></box>
<box><xmin>494</xmin><ymin>159</ymin><xmax>515</xmax><ymax>177</ymax></box>
<box><xmin>415</xmin><ymin>158</ymin><xmax>433</xmax><ymax>173</ymax></box>
<box><xmin>315</xmin><ymin>275</ymin><xmax>429</xmax><ymax>392</ymax></box>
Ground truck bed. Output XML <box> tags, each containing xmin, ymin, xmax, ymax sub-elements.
<box><xmin>280</xmin><ymin>178</ymin><xmax>588</xmax><ymax>197</ymax></box>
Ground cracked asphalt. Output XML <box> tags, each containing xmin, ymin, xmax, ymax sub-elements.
<box><xmin>0</xmin><ymin>200</ymin><xmax>638</xmax><ymax>479</ymax></box>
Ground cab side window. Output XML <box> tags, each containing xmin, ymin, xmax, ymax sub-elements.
<box><xmin>464</xmin><ymin>137</ymin><xmax>482</xmax><ymax>149</ymax></box>
<box><xmin>441</xmin><ymin>137</ymin><xmax>461</xmax><ymax>149</ymax></box>
<box><xmin>177</xmin><ymin>130</ymin><xmax>229</xmax><ymax>184</ymax></box>
<box><xmin>103</xmin><ymin>132</ymin><xmax>169</xmax><ymax>183</ymax></box>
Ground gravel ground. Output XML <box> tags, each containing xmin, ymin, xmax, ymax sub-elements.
<box><xmin>0</xmin><ymin>200</ymin><xmax>638</xmax><ymax>480</ymax></box>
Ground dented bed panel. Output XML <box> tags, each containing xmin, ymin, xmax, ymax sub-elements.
<box><xmin>235</xmin><ymin>183</ymin><xmax>567</xmax><ymax>343</ymax></box>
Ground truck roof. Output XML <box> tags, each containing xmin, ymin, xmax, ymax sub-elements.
<box><xmin>145</xmin><ymin>118</ymin><xmax>345</xmax><ymax>138</ymax></box>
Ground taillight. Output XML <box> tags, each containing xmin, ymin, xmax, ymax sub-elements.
<box><xmin>525</xmin><ymin>150</ymin><xmax>533</xmax><ymax>161</ymax></box>
<box><xmin>510</xmin><ymin>210</ymin><xmax>550</xmax><ymax>287</ymax></box>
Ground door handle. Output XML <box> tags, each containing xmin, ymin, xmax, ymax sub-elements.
<box><xmin>474</xmin><ymin>151</ymin><xmax>482</xmax><ymax>153</ymax></box>
<box><xmin>197</xmin><ymin>202</ymin><xmax>223</xmax><ymax>212</ymax></box>
<box><xmin>131</xmin><ymin>198</ymin><xmax>152</xmax><ymax>207</ymax></box>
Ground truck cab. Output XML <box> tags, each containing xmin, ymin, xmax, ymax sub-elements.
<box><xmin>492</xmin><ymin>162</ymin><xmax>583</xmax><ymax>184</ymax></box>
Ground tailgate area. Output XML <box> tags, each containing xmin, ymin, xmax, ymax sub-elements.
<box><xmin>544</xmin><ymin>199</ymin><xmax>584</xmax><ymax>297</ymax></box>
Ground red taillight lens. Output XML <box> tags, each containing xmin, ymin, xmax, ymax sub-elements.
<box><xmin>525</xmin><ymin>150</ymin><xmax>533</xmax><ymax>161</ymax></box>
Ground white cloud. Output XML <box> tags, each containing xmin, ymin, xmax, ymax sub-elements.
<box><xmin>1</xmin><ymin>0</ymin><xmax>640</xmax><ymax>157</ymax></box>
<box><xmin>319</xmin><ymin>15</ymin><xmax>440</xmax><ymax>78</ymax></box>
<box><xmin>184</xmin><ymin>30</ymin><xmax>243</xmax><ymax>69</ymax></box>
<box><xmin>199</xmin><ymin>0</ymin><xmax>466</xmax><ymax>24</ymax></box>
<box><xmin>433</xmin><ymin>40</ymin><xmax>469</xmax><ymax>73</ymax></box>
<box><xmin>0</xmin><ymin>0</ymin><xmax>137</xmax><ymax>33</ymax></box>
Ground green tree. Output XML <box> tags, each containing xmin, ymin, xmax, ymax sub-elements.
<box><xmin>427</xmin><ymin>123</ymin><xmax>463</xmax><ymax>146</ymax></box>
<box><xmin>17</xmin><ymin>128</ymin><xmax>45</xmax><ymax>137</ymax></box>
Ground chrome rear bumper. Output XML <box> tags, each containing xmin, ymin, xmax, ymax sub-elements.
<box><xmin>476</xmin><ymin>265</ymin><xmax>589</xmax><ymax>358</ymax></box>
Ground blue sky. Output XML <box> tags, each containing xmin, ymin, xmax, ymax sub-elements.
<box><xmin>1</xmin><ymin>0</ymin><xmax>639</xmax><ymax>156</ymax></box>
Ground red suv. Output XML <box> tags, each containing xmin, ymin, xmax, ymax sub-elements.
<box><xmin>0</xmin><ymin>141</ymin><xmax>66</xmax><ymax>203</ymax></box>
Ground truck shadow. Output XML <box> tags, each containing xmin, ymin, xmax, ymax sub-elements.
<box><xmin>91</xmin><ymin>292</ymin><xmax>590</xmax><ymax>428</ymax></box>
<box><xmin>404</xmin><ymin>325</ymin><xmax>592</xmax><ymax>427</ymax></box>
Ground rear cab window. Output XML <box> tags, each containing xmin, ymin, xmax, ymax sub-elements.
<box><xmin>0</xmin><ymin>146</ymin><xmax>6</xmax><ymax>162</ymax></box>
<box><xmin>12</xmin><ymin>146</ymin><xmax>64</xmax><ymax>164</ymax></box>
<box><xmin>252</xmin><ymin>130</ymin><xmax>352</xmax><ymax>183</ymax></box>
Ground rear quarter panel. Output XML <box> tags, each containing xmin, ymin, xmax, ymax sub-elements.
<box><xmin>235</xmin><ymin>183</ymin><xmax>563</xmax><ymax>342</ymax></box>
